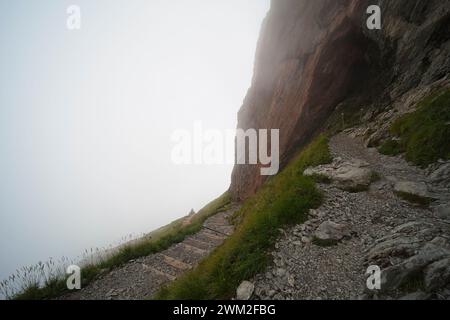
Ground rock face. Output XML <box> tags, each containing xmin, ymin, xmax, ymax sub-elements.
<box><xmin>229</xmin><ymin>0</ymin><xmax>450</xmax><ymax>200</ymax></box>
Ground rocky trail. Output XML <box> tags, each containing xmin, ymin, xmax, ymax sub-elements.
<box><xmin>249</xmin><ymin>133</ymin><xmax>450</xmax><ymax>300</ymax></box>
<box><xmin>62</xmin><ymin>133</ymin><xmax>450</xmax><ymax>300</ymax></box>
<box><xmin>62</xmin><ymin>207</ymin><xmax>238</xmax><ymax>300</ymax></box>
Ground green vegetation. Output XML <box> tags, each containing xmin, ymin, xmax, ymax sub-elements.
<box><xmin>11</xmin><ymin>193</ymin><xmax>231</xmax><ymax>300</ymax></box>
<box><xmin>398</xmin><ymin>272</ymin><xmax>426</xmax><ymax>294</ymax></box>
<box><xmin>380</xmin><ymin>89</ymin><xmax>450</xmax><ymax>167</ymax></box>
<box><xmin>156</xmin><ymin>135</ymin><xmax>332</xmax><ymax>300</ymax></box>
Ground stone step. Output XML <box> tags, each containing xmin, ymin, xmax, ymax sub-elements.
<box><xmin>184</xmin><ymin>237</ymin><xmax>215</xmax><ymax>251</ymax></box>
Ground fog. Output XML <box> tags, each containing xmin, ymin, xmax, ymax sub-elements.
<box><xmin>0</xmin><ymin>0</ymin><xmax>269</xmax><ymax>281</ymax></box>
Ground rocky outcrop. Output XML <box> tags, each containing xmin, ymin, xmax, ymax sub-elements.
<box><xmin>304</xmin><ymin>158</ymin><xmax>375</xmax><ymax>192</ymax></box>
<box><xmin>61</xmin><ymin>208</ymin><xmax>239</xmax><ymax>300</ymax></box>
<box><xmin>230</xmin><ymin>0</ymin><xmax>450</xmax><ymax>200</ymax></box>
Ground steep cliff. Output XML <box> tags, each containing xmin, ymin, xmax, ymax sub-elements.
<box><xmin>230</xmin><ymin>0</ymin><xmax>450</xmax><ymax>201</ymax></box>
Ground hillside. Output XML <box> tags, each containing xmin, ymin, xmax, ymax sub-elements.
<box><xmin>6</xmin><ymin>0</ymin><xmax>449</xmax><ymax>301</ymax></box>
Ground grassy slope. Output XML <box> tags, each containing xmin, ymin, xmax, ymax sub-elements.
<box><xmin>379</xmin><ymin>89</ymin><xmax>450</xmax><ymax>167</ymax></box>
<box><xmin>156</xmin><ymin>135</ymin><xmax>332</xmax><ymax>299</ymax></box>
<box><xmin>13</xmin><ymin>192</ymin><xmax>231</xmax><ymax>300</ymax></box>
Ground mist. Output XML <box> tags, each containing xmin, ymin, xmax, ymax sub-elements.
<box><xmin>0</xmin><ymin>0</ymin><xmax>269</xmax><ymax>281</ymax></box>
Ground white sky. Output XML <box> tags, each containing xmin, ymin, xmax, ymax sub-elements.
<box><xmin>0</xmin><ymin>0</ymin><xmax>269</xmax><ymax>281</ymax></box>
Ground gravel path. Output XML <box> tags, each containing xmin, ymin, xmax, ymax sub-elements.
<box><xmin>251</xmin><ymin>134</ymin><xmax>450</xmax><ymax>300</ymax></box>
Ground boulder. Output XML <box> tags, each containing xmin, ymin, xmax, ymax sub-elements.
<box><xmin>424</xmin><ymin>258</ymin><xmax>450</xmax><ymax>292</ymax></box>
<box><xmin>236</xmin><ymin>281</ymin><xmax>255</xmax><ymax>300</ymax></box>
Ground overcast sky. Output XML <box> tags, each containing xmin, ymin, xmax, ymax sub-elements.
<box><xmin>0</xmin><ymin>0</ymin><xmax>269</xmax><ymax>281</ymax></box>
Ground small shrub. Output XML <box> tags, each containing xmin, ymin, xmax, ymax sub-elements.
<box><xmin>379</xmin><ymin>139</ymin><xmax>403</xmax><ymax>156</ymax></box>
<box><xmin>394</xmin><ymin>191</ymin><xmax>434</xmax><ymax>207</ymax></box>
<box><xmin>9</xmin><ymin>193</ymin><xmax>231</xmax><ymax>300</ymax></box>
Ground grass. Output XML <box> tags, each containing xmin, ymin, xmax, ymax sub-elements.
<box><xmin>380</xmin><ymin>89</ymin><xmax>450</xmax><ymax>167</ymax></box>
<box><xmin>10</xmin><ymin>192</ymin><xmax>231</xmax><ymax>300</ymax></box>
<box><xmin>156</xmin><ymin>134</ymin><xmax>332</xmax><ymax>300</ymax></box>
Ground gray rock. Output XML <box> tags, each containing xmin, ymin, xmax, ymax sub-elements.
<box><xmin>399</xmin><ymin>291</ymin><xmax>431</xmax><ymax>300</ymax></box>
<box><xmin>236</xmin><ymin>281</ymin><xmax>255</xmax><ymax>300</ymax></box>
<box><xmin>424</xmin><ymin>258</ymin><xmax>450</xmax><ymax>292</ymax></box>
<box><xmin>314</xmin><ymin>221</ymin><xmax>350</xmax><ymax>242</ymax></box>
<box><xmin>275</xmin><ymin>268</ymin><xmax>286</xmax><ymax>277</ymax></box>
<box><xmin>304</xmin><ymin>158</ymin><xmax>374</xmax><ymax>191</ymax></box>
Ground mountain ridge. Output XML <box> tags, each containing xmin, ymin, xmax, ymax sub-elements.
<box><xmin>230</xmin><ymin>0</ymin><xmax>450</xmax><ymax>200</ymax></box>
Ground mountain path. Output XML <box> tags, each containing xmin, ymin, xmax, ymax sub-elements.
<box><xmin>62</xmin><ymin>206</ymin><xmax>239</xmax><ymax>300</ymax></box>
